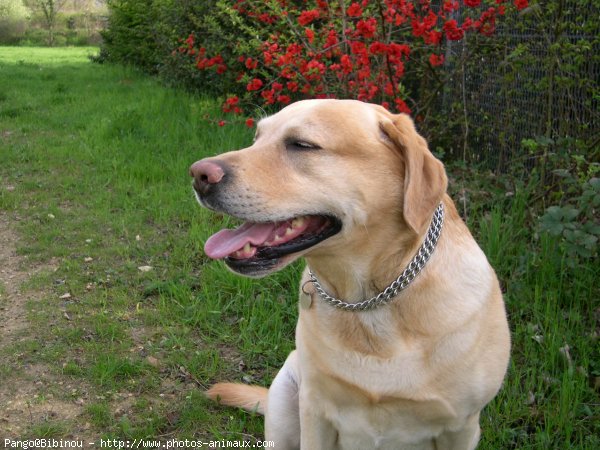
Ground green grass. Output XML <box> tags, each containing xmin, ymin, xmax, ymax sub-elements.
<box><xmin>0</xmin><ymin>47</ymin><xmax>598</xmax><ymax>447</ymax></box>
<box><xmin>0</xmin><ymin>46</ymin><xmax>291</xmax><ymax>440</ymax></box>
<box><xmin>470</xmin><ymin>192</ymin><xmax>599</xmax><ymax>449</ymax></box>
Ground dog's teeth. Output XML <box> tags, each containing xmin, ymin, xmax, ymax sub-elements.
<box><xmin>285</xmin><ymin>227</ymin><xmax>294</xmax><ymax>236</ymax></box>
<box><xmin>243</xmin><ymin>243</ymin><xmax>251</xmax><ymax>253</ymax></box>
<box><xmin>292</xmin><ymin>217</ymin><xmax>305</xmax><ymax>229</ymax></box>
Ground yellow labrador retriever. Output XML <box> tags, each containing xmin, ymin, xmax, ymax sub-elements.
<box><xmin>190</xmin><ymin>99</ymin><xmax>510</xmax><ymax>450</ymax></box>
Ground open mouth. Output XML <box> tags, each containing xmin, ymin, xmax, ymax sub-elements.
<box><xmin>204</xmin><ymin>214</ymin><xmax>342</xmax><ymax>275</ymax></box>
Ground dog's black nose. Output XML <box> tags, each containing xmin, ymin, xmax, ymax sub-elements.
<box><xmin>190</xmin><ymin>159</ymin><xmax>225</xmax><ymax>194</ymax></box>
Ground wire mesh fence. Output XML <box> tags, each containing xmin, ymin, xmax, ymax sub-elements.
<box><xmin>440</xmin><ymin>1</ymin><xmax>599</xmax><ymax>171</ymax></box>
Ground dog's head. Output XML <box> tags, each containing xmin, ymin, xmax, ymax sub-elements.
<box><xmin>190</xmin><ymin>99</ymin><xmax>447</xmax><ymax>277</ymax></box>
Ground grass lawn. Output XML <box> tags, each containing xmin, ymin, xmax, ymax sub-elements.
<box><xmin>0</xmin><ymin>47</ymin><xmax>598</xmax><ymax>448</ymax></box>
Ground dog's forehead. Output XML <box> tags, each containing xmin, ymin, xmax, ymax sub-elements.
<box><xmin>256</xmin><ymin>99</ymin><xmax>379</xmax><ymax>138</ymax></box>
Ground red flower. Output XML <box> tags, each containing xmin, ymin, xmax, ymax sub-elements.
<box><xmin>393</xmin><ymin>12</ymin><xmax>407</xmax><ymax>26</ymax></box>
<box><xmin>394</xmin><ymin>60</ymin><xmax>405</xmax><ymax>78</ymax></box>
<box><xmin>263</xmin><ymin>51</ymin><xmax>273</xmax><ymax>65</ymax></box>
<box><xmin>304</xmin><ymin>59</ymin><xmax>326</xmax><ymax>80</ymax></box>
<box><xmin>328</xmin><ymin>63</ymin><xmax>342</xmax><ymax>75</ymax></box>
<box><xmin>223</xmin><ymin>96</ymin><xmax>239</xmax><ymax>113</ymax></box>
<box><xmin>356</xmin><ymin>65</ymin><xmax>371</xmax><ymax>81</ymax></box>
<box><xmin>411</xmin><ymin>12</ymin><xmax>438</xmax><ymax>38</ymax></box>
<box><xmin>443</xmin><ymin>19</ymin><xmax>465</xmax><ymax>41</ymax></box>
<box><xmin>395</xmin><ymin>98</ymin><xmax>411</xmax><ymax>114</ymax></box>
<box><xmin>305</xmin><ymin>27</ymin><xmax>315</xmax><ymax>44</ymax></box>
<box><xmin>258</xmin><ymin>13</ymin><xmax>276</xmax><ymax>24</ymax></box>
<box><xmin>218</xmin><ymin>120</ymin><xmax>226</xmax><ymax>127</ymax></box>
<box><xmin>412</xmin><ymin>19</ymin><xmax>426</xmax><ymax>37</ymax></box>
<box><xmin>280</xmin><ymin>67</ymin><xmax>295</xmax><ymax>79</ymax></box>
<box><xmin>464</xmin><ymin>0</ymin><xmax>481</xmax><ymax>7</ymax></box>
<box><xmin>277</xmin><ymin>95</ymin><xmax>291</xmax><ymax>104</ymax></box>
<box><xmin>245</xmin><ymin>118</ymin><xmax>255</xmax><ymax>128</ymax></box>
<box><xmin>347</xmin><ymin>2</ymin><xmax>363</xmax><ymax>17</ymax></box>
<box><xmin>425</xmin><ymin>30</ymin><xmax>443</xmax><ymax>45</ymax></box>
<box><xmin>388</xmin><ymin>43</ymin><xmax>410</xmax><ymax>58</ymax></box>
<box><xmin>340</xmin><ymin>54</ymin><xmax>354</xmax><ymax>74</ymax></box>
<box><xmin>514</xmin><ymin>0</ymin><xmax>528</xmax><ymax>10</ymax></box>
<box><xmin>475</xmin><ymin>8</ymin><xmax>497</xmax><ymax>36</ymax></box>
<box><xmin>261</xmin><ymin>89</ymin><xmax>275</xmax><ymax>104</ymax></box>
<box><xmin>443</xmin><ymin>0</ymin><xmax>459</xmax><ymax>12</ymax></box>
<box><xmin>429</xmin><ymin>53</ymin><xmax>445</xmax><ymax>67</ymax></box>
<box><xmin>358</xmin><ymin>83</ymin><xmax>378</xmax><ymax>101</ymax></box>
<box><xmin>298</xmin><ymin>9</ymin><xmax>320</xmax><ymax>26</ymax></box>
<box><xmin>355</xmin><ymin>18</ymin><xmax>377</xmax><ymax>39</ymax></box>
<box><xmin>324</xmin><ymin>28</ymin><xmax>339</xmax><ymax>49</ymax></box>
<box><xmin>247</xmin><ymin>78</ymin><xmax>263</xmax><ymax>91</ymax></box>
<box><xmin>424</xmin><ymin>10</ymin><xmax>438</xmax><ymax>29</ymax></box>
<box><xmin>369</xmin><ymin>42</ymin><xmax>388</xmax><ymax>55</ymax></box>
<box><xmin>462</xmin><ymin>17</ymin><xmax>474</xmax><ymax>31</ymax></box>
<box><xmin>286</xmin><ymin>43</ymin><xmax>302</xmax><ymax>56</ymax></box>
<box><xmin>350</xmin><ymin>41</ymin><xmax>367</xmax><ymax>56</ymax></box>
<box><xmin>245</xmin><ymin>58</ymin><xmax>258</xmax><ymax>70</ymax></box>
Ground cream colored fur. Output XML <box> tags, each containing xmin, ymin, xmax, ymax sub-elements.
<box><xmin>201</xmin><ymin>99</ymin><xmax>510</xmax><ymax>450</ymax></box>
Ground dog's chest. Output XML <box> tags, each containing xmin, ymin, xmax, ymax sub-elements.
<box><xmin>298</xmin><ymin>307</ymin><xmax>435</xmax><ymax>394</ymax></box>
<box><xmin>299</xmin><ymin>353</ymin><xmax>457</xmax><ymax>449</ymax></box>
<box><xmin>297</xmin><ymin>324</ymin><xmax>459</xmax><ymax>448</ymax></box>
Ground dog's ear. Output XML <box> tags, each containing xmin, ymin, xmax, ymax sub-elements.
<box><xmin>379</xmin><ymin>114</ymin><xmax>447</xmax><ymax>235</ymax></box>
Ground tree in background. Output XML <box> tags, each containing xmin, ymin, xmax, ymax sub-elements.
<box><xmin>70</xmin><ymin>0</ymin><xmax>101</xmax><ymax>38</ymax></box>
<box><xmin>25</xmin><ymin>0</ymin><xmax>67</xmax><ymax>45</ymax></box>
<box><xmin>0</xmin><ymin>0</ymin><xmax>30</xmax><ymax>44</ymax></box>
<box><xmin>0</xmin><ymin>0</ymin><xmax>106</xmax><ymax>45</ymax></box>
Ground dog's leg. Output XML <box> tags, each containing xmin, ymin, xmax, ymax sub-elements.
<box><xmin>299</xmin><ymin>409</ymin><xmax>337</xmax><ymax>450</ymax></box>
<box><xmin>266</xmin><ymin>351</ymin><xmax>301</xmax><ymax>450</ymax></box>
<box><xmin>298</xmin><ymin>383</ymin><xmax>338</xmax><ymax>450</ymax></box>
<box><xmin>434</xmin><ymin>413</ymin><xmax>481</xmax><ymax>450</ymax></box>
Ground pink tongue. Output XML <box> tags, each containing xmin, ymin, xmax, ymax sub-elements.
<box><xmin>204</xmin><ymin>222</ymin><xmax>278</xmax><ymax>259</ymax></box>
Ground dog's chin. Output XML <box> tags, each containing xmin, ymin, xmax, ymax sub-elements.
<box><xmin>223</xmin><ymin>253</ymin><xmax>300</xmax><ymax>278</ymax></box>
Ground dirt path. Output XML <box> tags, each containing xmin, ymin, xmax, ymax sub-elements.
<box><xmin>0</xmin><ymin>213</ymin><xmax>33</xmax><ymax>343</ymax></box>
<box><xmin>0</xmin><ymin>212</ymin><xmax>86</xmax><ymax>438</ymax></box>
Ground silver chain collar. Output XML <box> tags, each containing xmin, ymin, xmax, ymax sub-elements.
<box><xmin>308</xmin><ymin>203</ymin><xmax>445</xmax><ymax>312</ymax></box>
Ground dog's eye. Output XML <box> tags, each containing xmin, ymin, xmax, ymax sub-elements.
<box><xmin>286</xmin><ymin>139</ymin><xmax>321</xmax><ymax>151</ymax></box>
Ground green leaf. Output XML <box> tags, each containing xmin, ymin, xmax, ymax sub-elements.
<box><xmin>562</xmin><ymin>206</ymin><xmax>580</xmax><ymax>221</ymax></box>
<box><xmin>580</xmin><ymin>234</ymin><xmax>598</xmax><ymax>249</ymax></box>
<box><xmin>552</xmin><ymin>169</ymin><xmax>571</xmax><ymax>178</ymax></box>
<box><xmin>540</xmin><ymin>212</ymin><xmax>564</xmax><ymax>236</ymax></box>
<box><xmin>588</xmin><ymin>177</ymin><xmax>600</xmax><ymax>191</ymax></box>
<box><xmin>544</xmin><ymin>205</ymin><xmax>564</xmax><ymax>220</ymax></box>
<box><xmin>582</xmin><ymin>222</ymin><xmax>600</xmax><ymax>236</ymax></box>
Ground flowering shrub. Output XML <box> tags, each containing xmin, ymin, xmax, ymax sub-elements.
<box><xmin>175</xmin><ymin>0</ymin><xmax>528</xmax><ymax>125</ymax></box>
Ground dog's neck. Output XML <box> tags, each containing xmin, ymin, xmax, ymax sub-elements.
<box><xmin>305</xmin><ymin>211</ymin><xmax>438</xmax><ymax>306</ymax></box>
